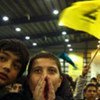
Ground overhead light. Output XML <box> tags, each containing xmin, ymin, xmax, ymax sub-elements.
<box><xmin>25</xmin><ymin>36</ymin><xmax>30</xmax><ymax>40</ymax></box>
<box><xmin>67</xmin><ymin>44</ymin><xmax>71</xmax><ymax>47</ymax></box>
<box><xmin>32</xmin><ymin>42</ymin><xmax>37</xmax><ymax>46</ymax></box>
<box><xmin>53</xmin><ymin>10</ymin><xmax>59</xmax><ymax>15</ymax></box>
<box><xmin>62</xmin><ymin>31</ymin><xmax>67</xmax><ymax>35</ymax></box>
<box><xmin>69</xmin><ymin>48</ymin><xmax>73</xmax><ymax>51</ymax></box>
<box><xmin>98</xmin><ymin>40</ymin><xmax>100</xmax><ymax>44</ymax></box>
<box><xmin>65</xmin><ymin>39</ymin><xmax>69</xmax><ymax>42</ymax></box>
<box><xmin>2</xmin><ymin>16</ymin><xmax>9</xmax><ymax>21</ymax></box>
<box><xmin>58</xmin><ymin>22</ymin><xmax>63</xmax><ymax>26</ymax></box>
<box><xmin>15</xmin><ymin>27</ymin><xmax>21</xmax><ymax>32</ymax></box>
<box><xmin>97</xmin><ymin>44</ymin><xmax>100</xmax><ymax>48</ymax></box>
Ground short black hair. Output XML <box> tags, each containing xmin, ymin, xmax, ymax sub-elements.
<box><xmin>84</xmin><ymin>83</ymin><xmax>97</xmax><ymax>93</ymax></box>
<box><xmin>90</xmin><ymin>77</ymin><xmax>97</xmax><ymax>82</ymax></box>
<box><xmin>28</xmin><ymin>51</ymin><xmax>62</xmax><ymax>76</ymax></box>
<box><xmin>0</xmin><ymin>39</ymin><xmax>29</xmax><ymax>77</ymax></box>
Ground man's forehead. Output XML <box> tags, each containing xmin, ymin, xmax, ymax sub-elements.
<box><xmin>0</xmin><ymin>50</ymin><xmax>20</xmax><ymax>60</ymax></box>
<box><xmin>87</xmin><ymin>86</ymin><xmax>97</xmax><ymax>90</ymax></box>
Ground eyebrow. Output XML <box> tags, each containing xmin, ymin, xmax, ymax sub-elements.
<box><xmin>1</xmin><ymin>51</ymin><xmax>10</xmax><ymax>57</ymax></box>
<box><xmin>1</xmin><ymin>51</ymin><xmax>21</xmax><ymax>63</ymax></box>
<box><xmin>33</xmin><ymin>66</ymin><xmax>42</xmax><ymax>69</ymax></box>
<box><xmin>47</xmin><ymin>66</ymin><xmax>57</xmax><ymax>69</ymax></box>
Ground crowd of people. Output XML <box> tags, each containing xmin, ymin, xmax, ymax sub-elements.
<box><xmin>0</xmin><ymin>39</ymin><xmax>100</xmax><ymax>100</ymax></box>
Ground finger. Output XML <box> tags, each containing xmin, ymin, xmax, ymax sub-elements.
<box><xmin>38</xmin><ymin>81</ymin><xmax>46</xmax><ymax>98</ymax></box>
<box><xmin>33</xmin><ymin>79</ymin><xmax>46</xmax><ymax>100</ymax></box>
<box><xmin>48</xmin><ymin>78</ymin><xmax>55</xmax><ymax>100</ymax></box>
<box><xmin>36</xmin><ymin>76</ymin><xmax>45</xmax><ymax>90</ymax></box>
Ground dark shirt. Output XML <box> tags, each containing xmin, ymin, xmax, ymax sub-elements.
<box><xmin>0</xmin><ymin>86</ymin><xmax>64</xmax><ymax>100</ymax></box>
<box><xmin>0</xmin><ymin>75</ymin><xmax>74</xmax><ymax>100</ymax></box>
<box><xmin>0</xmin><ymin>87</ymin><xmax>8</xmax><ymax>99</ymax></box>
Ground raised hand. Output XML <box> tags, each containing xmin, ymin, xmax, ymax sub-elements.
<box><xmin>33</xmin><ymin>76</ymin><xmax>46</xmax><ymax>100</ymax></box>
<box><xmin>47</xmin><ymin>77</ymin><xmax>55</xmax><ymax>100</ymax></box>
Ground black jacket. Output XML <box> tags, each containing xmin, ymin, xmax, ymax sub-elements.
<box><xmin>0</xmin><ymin>75</ymin><xmax>74</xmax><ymax>100</ymax></box>
<box><xmin>0</xmin><ymin>87</ymin><xmax>8</xmax><ymax>99</ymax></box>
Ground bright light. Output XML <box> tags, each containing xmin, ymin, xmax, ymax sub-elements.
<box><xmin>98</xmin><ymin>40</ymin><xmax>100</xmax><ymax>44</ymax></box>
<box><xmin>2</xmin><ymin>16</ymin><xmax>9</xmax><ymax>21</ymax></box>
<box><xmin>59</xmin><ymin>58</ymin><xmax>63</xmax><ymax>62</ymax></box>
<box><xmin>32</xmin><ymin>42</ymin><xmax>37</xmax><ymax>46</ymax></box>
<box><xmin>97</xmin><ymin>44</ymin><xmax>100</xmax><ymax>48</ymax></box>
<box><xmin>15</xmin><ymin>27</ymin><xmax>21</xmax><ymax>32</ymax></box>
<box><xmin>62</xmin><ymin>31</ymin><xmax>67</xmax><ymax>35</ymax></box>
<box><xmin>65</xmin><ymin>39</ymin><xmax>69</xmax><ymax>42</ymax></box>
<box><xmin>25</xmin><ymin>36</ymin><xmax>30</xmax><ymax>40</ymax></box>
<box><xmin>67</xmin><ymin>44</ymin><xmax>71</xmax><ymax>47</ymax></box>
<box><xmin>58</xmin><ymin>22</ymin><xmax>63</xmax><ymax>26</ymax></box>
<box><xmin>53</xmin><ymin>10</ymin><xmax>59</xmax><ymax>15</ymax></box>
<box><xmin>69</xmin><ymin>48</ymin><xmax>73</xmax><ymax>51</ymax></box>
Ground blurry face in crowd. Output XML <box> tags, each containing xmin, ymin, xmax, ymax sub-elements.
<box><xmin>97</xmin><ymin>74</ymin><xmax>100</xmax><ymax>84</ymax></box>
<box><xmin>82</xmin><ymin>65</ymin><xmax>89</xmax><ymax>75</ymax></box>
<box><xmin>90</xmin><ymin>79</ymin><xmax>97</xmax><ymax>85</ymax></box>
<box><xmin>28</xmin><ymin>58</ymin><xmax>62</xmax><ymax>92</ymax></box>
<box><xmin>9</xmin><ymin>83</ymin><xmax>22</xmax><ymax>93</ymax></box>
<box><xmin>0</xmin><ymin>50</ymin><xmax>22</xmax><ymax>87</ymax></box>
<box><xmin>97</xmin><ymin>86</ymin><xmax>100</xmax><ymax>98</ymax></box>
<box><xmin>84</xmin><ymin>86</ymin><xmax>97</xmax><ymax>100</ymax></box>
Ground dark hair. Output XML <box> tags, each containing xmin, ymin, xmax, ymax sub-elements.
<box><xmin>28</xmin><ymin>51</ymin><xmax>62</xmax><ymax>75</ymax></box>
<box><xmin>84</xmin><ymin>83</ymin><xmax>97</xmax><ymax>93</ymax></box>
<box><xmin>90</xmin><ymin>77</ymin><xmax>97</xmax><ymax>83</ymax></box>
<box><xmin>0</xmin><ymin>39</ymin><xmax>29</xmax><ymax>77</ymax></box>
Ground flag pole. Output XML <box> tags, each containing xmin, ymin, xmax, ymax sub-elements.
<box><xmin>88</xmin><ymin>46</ymin><xmax>100</xmax><ymax>66</ymax></box>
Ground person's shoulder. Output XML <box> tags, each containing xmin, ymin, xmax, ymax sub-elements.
<box><xmin>56</xmin><ymin>74</ymin><xmax>74</xmax><ymax>100</ymax></box>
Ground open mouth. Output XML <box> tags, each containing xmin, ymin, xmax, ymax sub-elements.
<box><xmin>0</xmin><ymin>73</ymin><xmax>8</xmax><ymax>80</ymax></box>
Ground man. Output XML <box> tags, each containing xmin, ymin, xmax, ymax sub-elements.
<box><xmin>8</xmin><ymin>83</ymin><xmax>22</xmax><ymax>93</ymax></box>
<box><xmin>0</xmin><ymin>51</ymin><xmax>73</xmax><ymax>100</ymax></box>
<box><xmin>96</xmin><ymin>85</ymin><xmax>100</xmax><ymax>100</ymax></box>
<box><xmin>74</xmin><ymin>65</ymin><xmax>90</xmax><ymax>99</ymax></box>
<box><xmin>0</xmin><ymin>39</ymin><xmax>29</xmax><ymax>99</ymax></box>
<box><xmin>84</xmin><ymin>83</ymin><xmax>97</xmax><ymax>100</ymax></box>
<box><xmin>97</xmin><ymin>74</ymin><xmax>100</xmax><ymax>85</ymax></box>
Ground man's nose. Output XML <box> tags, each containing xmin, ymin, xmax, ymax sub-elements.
<box><xmin>91</xmin><ymin>91</ymin><xmax>96</xmax><ymax>95</ymax></box>
<box><xmin>2</xmin><ymin>61</ymin><xmax>12</xmax><ymax>72</ymax></box>
<box><xmin>43</xmin><ymin>70</ymin><xmax>48</xmax><ymax>78</ymax></box>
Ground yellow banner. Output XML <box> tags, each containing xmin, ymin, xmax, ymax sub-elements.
<box><xmin>59</xmin><ymin>1</ymin><xmax>100</xmax><ymax>39</ymax></box>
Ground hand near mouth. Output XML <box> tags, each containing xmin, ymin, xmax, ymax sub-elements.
<box><xmin>44</xmin><ymin>77</ymin><xmax>55</xmax><ymax>100</ymax></box>
<box><xmin>44</xmin><ymin>77</ymin><xmax>49</xmax><ymax>100</ymax></box>
<box><xmin>32</xmin><ymin>76</ymin><xmax>46</xmax><ymax>100</ymax></box>
<box><xmin>47</xmin><ymin>78</ymin><xmax>55</xmax><ymax>100</ymax></box>
<box><xmin>32</xmin><ymin>76</ymin><xmax>55</xmax><ymax>100</ymax></box>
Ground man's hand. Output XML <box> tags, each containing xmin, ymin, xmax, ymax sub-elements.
<box><xmin>33</xmin><ymin>76</ymin><xmax>46</xmax><ymax>100</ymax></box>
<box><xmin>32</xmin><ymin>76</ymin><xmax>56</xmax><ymax>100</ymax></box>
<box><xmin>48</xmin><ymin>78</ymin><xmax>55</xmax><ymax>100</ymax></box>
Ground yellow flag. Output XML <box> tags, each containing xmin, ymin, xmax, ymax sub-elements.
<box><xmin>59</xmin><ymin>1</ymin><xmax>100</xmax><ymax>39</ymax></box>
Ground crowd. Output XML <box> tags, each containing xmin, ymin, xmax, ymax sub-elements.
<box><xmin>0</xmin><ymin>39</ymin><xmax>100</xmax><ymax>100</ymax></box>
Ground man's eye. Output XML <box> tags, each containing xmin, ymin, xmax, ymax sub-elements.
<box><xmin>49</xmin><ymin>68</ymin><xmax>57</xmax><ymax>74</ymax></box>
<box><xmin>0</xmin><ymin>56</ymin><xmax>7</xmax><ymax>62</ymax></box>
<box><xmin>33</xmin><ymin>69</ymin><xmax>42</xmax><ymax>74</ymax></box>
<box><xmin>13</xmin><ymin>63</ymin><xmax>21</xmax><ymax>70</ymax></box>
